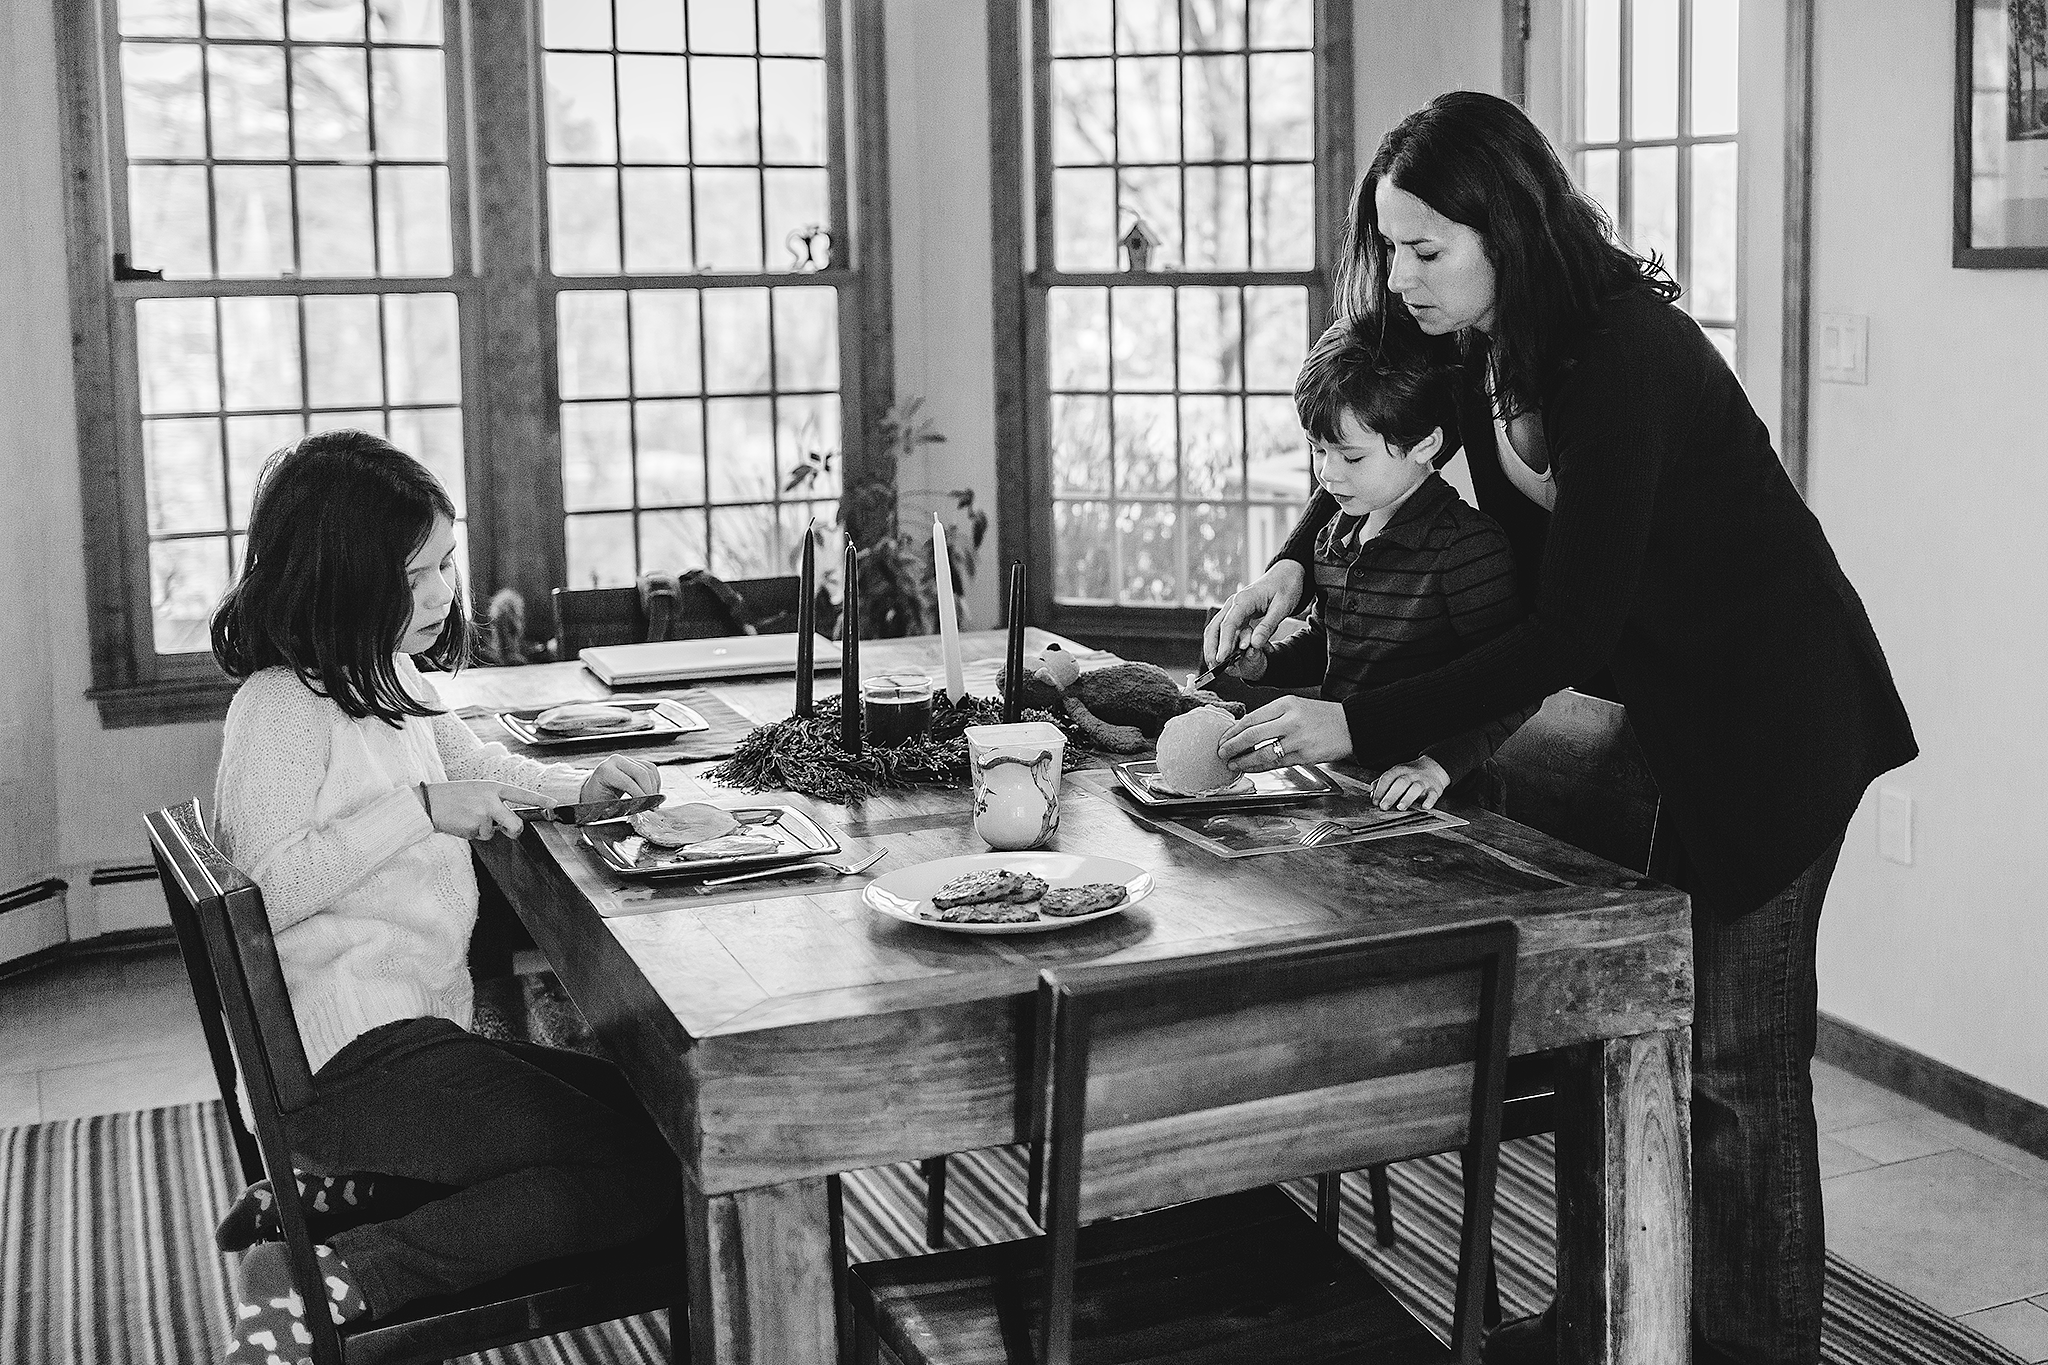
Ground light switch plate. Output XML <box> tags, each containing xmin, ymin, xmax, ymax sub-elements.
<box><xmin>1818</xmin><ymin>313</ymin><xmax>1868</xmax><ymax>384</ymax></box>
<box><xmin>1878</xmin><ymin>786</ymin><xmax>1913</xmax><ymax>865</ymax></box>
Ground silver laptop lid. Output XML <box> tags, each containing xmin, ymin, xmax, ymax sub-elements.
<box><xmin>578</xmin><ymin>633</ymin><xmax>843</xmax><ymax>686</ymax></box>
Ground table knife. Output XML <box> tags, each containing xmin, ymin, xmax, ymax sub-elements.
<box><xmin>511</xmin><ymin>794</ymin><xmax>666</xmax><ymax>826</ymax></box>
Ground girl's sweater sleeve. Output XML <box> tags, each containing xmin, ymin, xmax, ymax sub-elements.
<box><xmin>217</xmin><ymin>675</ymin><xmax>436</xmax><ymax>934</ymax></box>
<box><xmin>409</xmin><ymin>667</ymin><xmax>586</xmax><ymax>803</ymax></box>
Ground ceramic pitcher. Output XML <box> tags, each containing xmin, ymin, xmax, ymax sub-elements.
<box><xmin>964</xmin><ymin>722</ymin><xmax>1066</xmax><ymax>851</ymax></box>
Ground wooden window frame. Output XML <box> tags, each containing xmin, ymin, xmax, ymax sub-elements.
<box><xmin>56</xmin><ymin>0</ymin><xmax>893</xmax><ymax>728</ymax></box>
<box><xmin>987</xmin><ymin>0</ymin><xmax>1355</xmax><ymax>647</ymax></box>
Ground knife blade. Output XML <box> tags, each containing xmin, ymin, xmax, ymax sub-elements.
<box><xmin>1188</xmin><ymin>643</ymin><xmax>1263</xmax><ymax>694</ymax></box>
<box><xmin>511</xmin><ymin>794</ymin><xmax>666</xmax><ymax>826</ymax></box>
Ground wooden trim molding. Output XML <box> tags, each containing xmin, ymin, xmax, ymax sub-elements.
<box><xmin>1779</xmin><ymin>0</ymin><xmax>1815</xmax><ymax>495</ymax></box>
<box><xmin>1816</xmin><ymin>1012</ymin><xmax>2048</xmax><ymax>1163</ymax></box>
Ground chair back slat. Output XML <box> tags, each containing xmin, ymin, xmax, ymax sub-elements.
<box><xmin>1032</xmin><ymin>919</ymin><xmax>1519</xmax><ymax>1365</ymax></box>
<box><xmin>145</xmin><ymin>800</ymin><xmax>348</xmax><ymax>1364</ymax></box>
<box><xmin>1492</xmin><ymin>688</ymin><xmax>1663</xmax><ymax>875</ymax></box>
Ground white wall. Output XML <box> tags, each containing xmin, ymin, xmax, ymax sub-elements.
<box><xmin>1803</xmin><ymin>0</ymin><xmax>2048</xmax><ymax>1106</ymax></box>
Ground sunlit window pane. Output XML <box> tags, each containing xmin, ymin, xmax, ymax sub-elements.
<box><xmin>1581</xmin><ymin>0</ymin><xmax>1620</xmax><ymax>142</ymax></box>
<box><xmin>1630</xmin><ymin>0</ymin><xmax>1679</xmax><ymax>139</ymax></box>
<box><xmin>1689</xmin><ymin>142</ymin><xmax>1738</xmax><ymax>319</ymax></box>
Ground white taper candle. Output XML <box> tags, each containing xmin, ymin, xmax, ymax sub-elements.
<box><xmin>932</xmin><ymin>514</ymin><xmax>967</xmax><ymax>704</ymax></box>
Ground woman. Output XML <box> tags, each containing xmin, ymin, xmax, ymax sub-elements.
<box><xmin>1206</xmin><ymin>93</ymin><xmax>1914</xmax><ymax>1365</ymax></box>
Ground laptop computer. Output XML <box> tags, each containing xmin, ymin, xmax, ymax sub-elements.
<box><xmin>579</xmin><ymin>633</ymin><xmax>844</xmax><ymax>686</ymax></box>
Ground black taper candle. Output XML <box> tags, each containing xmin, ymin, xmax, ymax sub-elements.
<box><xmin>1002</xmin><ymin>560</ymin><xmax>1027</xmax><ymax>723</ymax></box>
<box><xmin>841</xmin><ymin>539</ymin><xmax>861</xmax><ymax>750</ymax></box>
<box><xmin>794</xmin><ymin>522</ymin><xmax>817</xmax><ymax>718</ymax></box>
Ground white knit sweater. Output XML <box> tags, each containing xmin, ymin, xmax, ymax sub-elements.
<box><xmin>212</xmin><ymin>657</ymin><xmax>585</xmax><ymax>1075</ymax></box>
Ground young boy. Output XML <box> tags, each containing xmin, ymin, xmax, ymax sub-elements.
<box><xmin>1232</xmin><ymin>315</ymin><xmax>1536</xmax><ymax>809</ymax></box>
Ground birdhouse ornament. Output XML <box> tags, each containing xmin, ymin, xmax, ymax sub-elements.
<box><xmin>1120</xmin><ymin>217</ymin><xmax>1160</xmax><ymax>272</ymax></box>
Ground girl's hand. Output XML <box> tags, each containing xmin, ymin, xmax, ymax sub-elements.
<box><xmin>1217</xmin><ymin>695</ymin><xmax>1354</xmax><ymax>772</ymax></box>
<box><xmin>422</xmin><ymin>781</ymin><xmax>548</xmax><ymax>841</ymax></box>
<box><xmin>579</xmin><ymin>754</ymin><xmax>662</xmax><ymax>806</ymax></box>
<box><xmin>1369</xmin><ymin>757</ymin><xmax>1450</xmax><ymax>811</ymax></box>
<box><xmin>1202</xmin><ymin>561</ymin><xmax>1306</xmax><ymax>668</ymax></box>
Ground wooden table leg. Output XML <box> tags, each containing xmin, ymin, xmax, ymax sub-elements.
<box><xmin>1554</xmin><ymin>1028</ymin><xmax>1692</xmax><ymax>1365</ymax></box>
<box><xmin>681</xmin><ymin>1172</ymin><xmax>839</xmax><ymax>1364</ymax></box>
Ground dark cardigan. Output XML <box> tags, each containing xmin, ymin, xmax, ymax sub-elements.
<box><xmin>1275</xmin><ymin>288</ymin><xmax>1917</xmax><ymax>918</ymax></box>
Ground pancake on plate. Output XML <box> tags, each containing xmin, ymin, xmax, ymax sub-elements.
<box><xmin>534</xmin><ymin>702</ymin><xmax>653</xmax><ymax>737</ymax></box>
<box><xmin>630</xmin><ymin>803</ymin><xmax>741</xmax><ymax>848</ymax></box>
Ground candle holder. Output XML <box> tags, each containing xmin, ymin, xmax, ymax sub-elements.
<box><xmin>861</xmin><ymin>674</ymin><xmax>936</xmax><ymax>746</ymax></box>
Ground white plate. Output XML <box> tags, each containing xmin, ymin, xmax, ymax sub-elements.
<box><xmin>864</xmin><ymin>852</ymin><xmax>1154</xmax><ymax>935</ymax></box>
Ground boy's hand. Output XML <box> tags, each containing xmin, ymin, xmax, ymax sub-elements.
<box><xmin>1217</xmin><ymin>695</ymin><xmax>1353</xmax><ymax>771</ymax></box>
<box><xmin>422</xmin><ymin>781</ymin><xmax>548</xmax><ymax>841</ymax></box>
<box><xmin>579</xmin><ymin>754</ymin><xmax>662</xmax><ymax>806</ymax></box>
<box><xmin>1203</xmin><ymin>561</ymin><xmax>1306</xmax><ymax>668</ymax></box>
<box><xmin>1369</xmin><ymin>757</ymin><xmax>1450</xmax><ymax>811</ymax></box>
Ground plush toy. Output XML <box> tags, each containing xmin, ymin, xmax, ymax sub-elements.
<box><xmin>998</xmin><ymin>644</ymin><xmax>1241</xmax><ymax>753</ymax></box>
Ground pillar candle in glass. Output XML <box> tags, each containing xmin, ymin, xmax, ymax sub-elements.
<box><xmin>861</xmin><ymin>674</ymin><xmax>935</xmax><ymax>746</ymax></box>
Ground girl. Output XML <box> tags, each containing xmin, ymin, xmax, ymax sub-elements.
<box><xmin>209</xmin><ymin>430</ymin><xmax>678</xmax><ymax>1362</ymax></box>
<box><xmin>1205</xmin><ymin>93</ymin><xmax>1915</xmax><ymax>1365</ymax></box>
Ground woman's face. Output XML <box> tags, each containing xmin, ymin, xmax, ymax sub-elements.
<box><xmin>1374</xmin><ymin>179</ymin><xmax>1498</xmax><ymax>336</ymax></box>
<box><xmin>402</xmin><ymin>514</ymin><xmax>459</xmax><ymax>651</ymax></box>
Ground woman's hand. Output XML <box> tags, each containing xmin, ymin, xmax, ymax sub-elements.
<box><xmin>579</xmin><ymin>754</ymin><xmax>663</xmax><ymax>806</ymax></box>
<box><xmin>421</xmin><ymin>781</ymin><xmax>548</xmax><ymax>841</ymax></box>
<box><xmin>1202</xmin><ymin>561</ymin><xmax>1306</xmax><ymax>668</ymax></box>
<box><xmin>1217</xmin><ymin>695</ymin><xmax>1354</xmax><ymax>772</ymax></box>
<box><xmin>1369</xmin><ymin>757</ymin><xmax>1450</xmax><ymax>811</ymax></box>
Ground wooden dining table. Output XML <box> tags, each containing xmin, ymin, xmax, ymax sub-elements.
<box><xmin>441</xmin><ymin>629</ymin><xmax>1693</xmax><ymax>1365</ymax></box>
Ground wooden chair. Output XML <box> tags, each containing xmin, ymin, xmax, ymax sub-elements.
<box><xmin>145</xmin><ymin>799</ymin><xmax>688</xmax><ymax>1365</ymax></box>
<box><xmin>842</xmin><ymin>919</ymin><xmax>1520</xmax><ymax>1365</ymax></box>
<box><xmin>551</xmin><ymin>574</ymin><xmax>805</xmax><ymax>657</ymax></box>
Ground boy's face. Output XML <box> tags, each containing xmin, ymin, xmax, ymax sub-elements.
<box><xmin>1310</xmin><ymin>410</ymin><xmax>1438</xmax><ymax>516</ymax></box>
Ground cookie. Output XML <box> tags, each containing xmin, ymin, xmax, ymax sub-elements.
<box><xmin>932</xmin><ymin>869</ymin><xmax>1023</xmax><ymax>910</ymax></box>
<box><xmin>930</xmin><ymin>901</ymin><xmax>1041</xmax><ymax>924</ymax></box>
<box><xmin>1006</xmin><ymin>874</ymin><xmax>1049</xmax><ymax>904</ymax></box>
<box><xmin>1039</xmin><ymin>883</ymin><xmax>1129</xmax><ymax>918</ymax></box>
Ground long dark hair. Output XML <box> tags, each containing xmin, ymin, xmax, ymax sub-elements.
<box><xmin>212</xmin><ymin>429</ymin><xmax>469</xmax><ymax>725</ymax></box>
<box><xmin>1338</xmin><ymin>91</ymin><xmax>1678</xmax><ymax>419</ymax></box>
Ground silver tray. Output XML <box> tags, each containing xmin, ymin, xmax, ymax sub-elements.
<box><xmin>497</xmin><ymin>698</ymin><xmax>709</xmax><ymax>747</ymax></box>
<box><xmin>1111</xmin><ymin>759</ymin><xmax>1340</xmax><ymax>813</ymax></box>
<box><xmin>580</xmin><ymin>805</ymin><xmax>840</xmax><ymax>879</ymax></box>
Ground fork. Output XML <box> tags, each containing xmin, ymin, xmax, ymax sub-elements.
<box><xmin>701</xmin><ymin>849</ymin><xmax>885</xmax><ymax>887</ymax></box>
<box><xmin>1299</xmin><ymin>812</ymin><xmax>1432</xmax><ymax>847</ymax></box>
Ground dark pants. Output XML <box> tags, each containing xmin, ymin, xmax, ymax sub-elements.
<box><xmin>1689</xmin><ymin>834</ymin><xmax>1844</xmax><ymax>1365</ymax></box>
<box><xmin>283</xmin><ymin>1016</ymin><xmax>679</xmax><ymax>1316</ymax></box>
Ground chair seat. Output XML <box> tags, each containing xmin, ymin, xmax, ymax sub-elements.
<box><xmin>850</xmin><ymin>1186</ymin><xmax>1449</xmax><ymax>1365</ymax></box>
<box><xmin>343</xmin><ymin>1209</ymin><xmax>686</xmax><ymax>1365</ymax></box>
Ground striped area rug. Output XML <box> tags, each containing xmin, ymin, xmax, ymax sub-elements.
<box><xmin>0</xmin><ymin>1103</ymin><xmax>2023</xmax><ymax>1365</ymax></box>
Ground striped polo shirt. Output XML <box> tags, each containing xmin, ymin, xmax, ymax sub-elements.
<box><xmin>1260</xmin><ymin>471</ymin><xmax>1535</xmax><ymax>782</ymax></box>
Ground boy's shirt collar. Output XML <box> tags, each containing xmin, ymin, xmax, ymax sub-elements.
<box><xmin>1319</xmin><ymin>472</ymin><xmax>1456</xmax><ymax>558</ymax></box>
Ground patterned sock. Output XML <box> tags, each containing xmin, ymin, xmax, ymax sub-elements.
<box><xmin>224</xmin><ymin>1241</ymin><xmax>368</xmax><ymax>1364</ymax></box>
<box><xmin>216</xmin><ymin>1170</ymin><xmax>451</xmax><ymax>1253</ymax></box>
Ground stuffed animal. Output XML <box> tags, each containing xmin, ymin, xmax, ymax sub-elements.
<box><xmin>998</xmin><ymin>644</ymin><xmax>1240</xmax><ymax>753</ymax></box>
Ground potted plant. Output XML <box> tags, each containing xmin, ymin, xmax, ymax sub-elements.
<box><xmin>783</xmin><ymin>396</ymin><xmax>988</xmax><ymax>639</ymax></box>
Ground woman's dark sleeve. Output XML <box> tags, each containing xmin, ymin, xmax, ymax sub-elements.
<box><xmin>1254</xmin><ymin>617</ymin><xmax>1327</xmax><ymax>690</ymax></box>
<box><xmin>1335</xmin><ymin>317</ymin><xmax>1695</xmax><ymax>768</ymax></box>
<box><xmin>1270</xmin><ymin>491</ymin><xmax>1342</xmax><ymax>611</ymax></box>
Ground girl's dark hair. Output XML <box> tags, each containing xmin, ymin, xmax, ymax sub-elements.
<box><xmin>211</xmin><ymin>429</ymin><xmax>469</xmax><ymax>725</ymax></box>
<box><xmin>1338</xmin><ymin>90</ymin><xmax>1679</xmax><ymax>419</ymax></box>
<box><xmin>1295</xmin><ymin>312</ymin><xmax>1461</xmax><ymax>467</ymax></box>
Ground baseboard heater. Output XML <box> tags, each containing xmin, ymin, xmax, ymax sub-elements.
<box><xmin>0</xmin><ymin>879</ymin><xmax>70</xmax><ymax>969</ymax></box>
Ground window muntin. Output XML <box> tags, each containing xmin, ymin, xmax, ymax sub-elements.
<box><xmin>542</xmin><ymin>0</ymin><xmax>846</xmax><ymax>587</ymax></box>
<box><xmin>1569</xmin><ymin>0</ymin><xmax>1739</xmax><ymax>366</ymax></box>
<box><xmin>1036</xmin><ymin>0</ymin><xmax>1321</xmax><ymax>613</ymax></box>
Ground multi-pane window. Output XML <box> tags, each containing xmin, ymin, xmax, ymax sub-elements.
<box><xmin>110</xmin><ymin>0</ymin><xmax>465</xmax><ymax>655</ymax></box>
<box><xmin>1567</xmin><ymin>0</ymin><xmax>1740</xmax><ymax>366</ymax></box>
<box><xmin>1030</xmin><ymin>0</ymin><xmax>1332</xmax><ymax>620</ymax></box>
<box><xmin>71</xmin><ymin>0</ymin><xmax>878</xmax><ymax>704</ymax></box>
<box><xmin>541</xmin><ymin>1</ymin><xmax>845</xmax><ymax>587</ymax></box>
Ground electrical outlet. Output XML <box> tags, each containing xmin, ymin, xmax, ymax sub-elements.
<box><xmin>1878</xmin><ymin>787</ymin><xmax>1913</xmax><ymax>865</ymax></box>
<box><xmin>1818</xmin><ymin>313</ymin><xmax>1868</xmax><ymax>385</ymax></box>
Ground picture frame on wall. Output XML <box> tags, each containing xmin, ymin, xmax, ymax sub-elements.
<box><xmin>1957</xmin><ymin>0</ymin><xmax>2048</xmax><ymax>265</ymax></box>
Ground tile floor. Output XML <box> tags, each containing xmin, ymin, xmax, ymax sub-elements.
<box><xmin>3</xmin><ymin>942</ymin><xmax>2047</xmax><ymax>1360</ymax></box>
